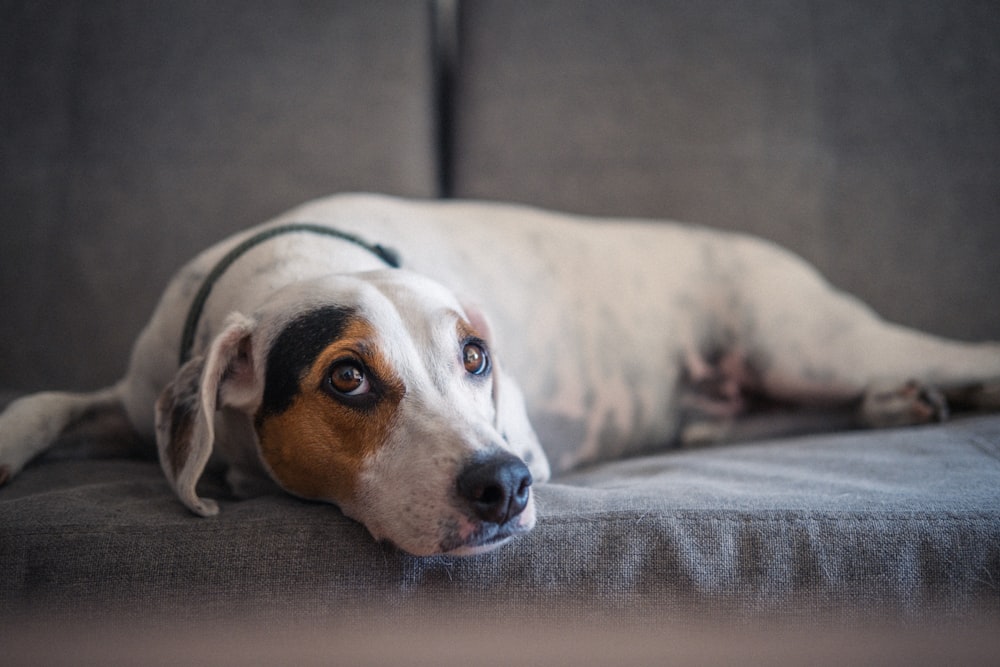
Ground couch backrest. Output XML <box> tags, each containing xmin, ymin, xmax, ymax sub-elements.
<box><xmin>3</xmin><ymin>0</ymin><xmax>998</xmax><ymax>394</ymax></box>
<box><xmin>449</xmin><ymin>0</ymin><xmax>1000</xmax><ymax>342</ymax></box>
<box><xmin>0</xmin><ymin>0</ymin><xmax>438</xmax><ymax>391</ymax></box>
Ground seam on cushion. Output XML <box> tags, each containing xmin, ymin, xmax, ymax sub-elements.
<box><xmin>6</xmin><ymin>513</ymin><xmax>1000</xmax><ymax>537</ymax></box>
<box><xmin>534</xmin><ymin>511</ymin><xmax>1000</xmax><ymax>527</ymax></box>
<box><xmin>0</xmin><ymin>514</ymin><xmax>363</xmax><ymax>536</ymax></box>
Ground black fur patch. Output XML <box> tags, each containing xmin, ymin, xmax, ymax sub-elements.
<box><xmin>258</xmin><ymin>306</ymin><xmax>355</xmax><ymax>420</ymax></box>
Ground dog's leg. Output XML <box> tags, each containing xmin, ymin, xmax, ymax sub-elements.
<box><xmin>758</xmin><ymin>312</ymin><xmax>1000</xmax><ymax>427</ymax></box>
<box><xmin>0</xmin><ymin>384</ymin><xmax>131</xmax><ymax>484</ymax></box>
<box><xmin>738</xmin><ymin>245</ymin><xmax>1000</xmax><ymax>429</ymax></box>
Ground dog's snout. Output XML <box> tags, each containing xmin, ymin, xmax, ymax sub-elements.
<box><xmin>457</xmin><ymin>453</ymin><xmax>532</xmax><ymax>525</ymax></box>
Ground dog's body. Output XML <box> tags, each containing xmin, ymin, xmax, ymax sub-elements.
<box><xmin>3</xmin><ymin>193</ymin><xmax>1000</xmax><ymax>555</ymax></box>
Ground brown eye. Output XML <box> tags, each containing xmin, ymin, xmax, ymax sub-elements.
<box><xmin>463</xmin><ymin>342</ymin><xmax>490</xmax><ymax>376</ymax></box>
<box><xmin>328</xmin><ymin>361</ymin><xmax>370</xmax><ymax>396</ymax></box>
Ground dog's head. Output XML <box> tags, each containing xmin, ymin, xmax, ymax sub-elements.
<box><xmin>154</xmin><ymin>269</ymin><xmax>549</xmax><ymax>556</ymax></box>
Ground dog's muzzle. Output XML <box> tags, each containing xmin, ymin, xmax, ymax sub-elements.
<box><xmin>441</xmin><ymin>451</ymin><xmax>533</xmax><ymax>554</ymax></box>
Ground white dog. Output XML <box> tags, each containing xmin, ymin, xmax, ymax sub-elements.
<box><xmin>2</xmin><ymin>194</ymin><xmax>998</xmax><ymax>556</ymax></box>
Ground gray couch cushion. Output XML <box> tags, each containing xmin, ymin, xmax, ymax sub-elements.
<box><xmin>0</xmin><ymin>0</ymin><xmax>437</xmax><ymax>392</ymax></box>
<box><xmin>4</xmin><ymin>416</ymin><xmax>998</xmax><ymax>621</ymax></box>
<box><xmin>450</xmin><ymin>0</ymin><xmax>1000</xmax><ymax>342</ymax></box>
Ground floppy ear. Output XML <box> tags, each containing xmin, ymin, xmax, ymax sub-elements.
<box><xmin>155</xmin><ymin>313</ymin><xmax>259</xmax><ymax>516</ymax></box>
<box><xmin>462</xmin><ymin>301</ymin><xmax>551</xmax><ymax>483</ymax></box>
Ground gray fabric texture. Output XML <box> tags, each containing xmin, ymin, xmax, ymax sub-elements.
<box><xmin>451</xmin><ymin>0</ymin><xmax>1000</xmax><ymax>342</ymax></box>
<box><xmin>0</xmin><ymin>0</ymin><xmax>437</xmax><ymax>392</ymax></box>
<box><xmin>4</xmin><ymin>416</ymin><xmax>999</xmax><ymax>621</ymax></box>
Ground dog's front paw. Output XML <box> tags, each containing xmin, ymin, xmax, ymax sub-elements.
<box><xmin>859</xmin><ymin>380</ymin><xmax>949</xmax><ymax>429</ymax></box>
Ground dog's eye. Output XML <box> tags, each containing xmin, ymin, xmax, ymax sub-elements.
<box><xmin>463</xmin><ymin>342</ymin><xmax>490</xmax><ymax>376</ymax></box>
<box><xmin>327</xmin><ymin>361</ymin><xmax>371</xmax><ymax>396</ymax></box>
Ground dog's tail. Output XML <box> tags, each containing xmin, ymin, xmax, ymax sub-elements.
<box><xmin>0</xmin><ymin>383</ymin><xmax>136</xmax><ymax>485</ymax></box>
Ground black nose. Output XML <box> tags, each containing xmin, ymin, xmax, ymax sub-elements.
<box><xmin>456</xmin><ymin>452</ymin><xmax>532</xmax><ymax>525</ymax></box>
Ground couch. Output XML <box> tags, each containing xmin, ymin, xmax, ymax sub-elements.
<box><xmin>3</xmin><ymin>0</ymin><xmax>999</xmax><ymax>649</ymax></box>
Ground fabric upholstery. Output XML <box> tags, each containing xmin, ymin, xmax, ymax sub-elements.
<box><xmin>4</xmin><ymin>416</ymin><xmax>999</xmax><ymax>620</ymax></box>
<box><xmin>0</xmin><ymin>0</ymin><xmax>437</xmax><ymax>392</ymax></box>
<box><xmin>451</xmin><ymin>0</ymin><xmax>1000</xmax><ymax>342</ymax></box>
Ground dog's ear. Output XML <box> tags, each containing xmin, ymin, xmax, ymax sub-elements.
<box><xmin>155</xmin><ymin>313</ymin><xmax>259</xmax><ymax>516</ymax></box>
<box><xmin>462</xmin><ymin>301</ymin><xmax>551</xmax><ymax>483</ymax></box>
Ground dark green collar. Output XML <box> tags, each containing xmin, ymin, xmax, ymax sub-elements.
<box><xmin>179</xmin><ymin>223</ymin><xmax>400</xmax><ymax>365</ymax></box>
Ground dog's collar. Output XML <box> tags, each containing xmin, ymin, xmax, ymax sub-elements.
<box><xmin>179</xmin><ymin>223</ymin><xmax>401</xmax><ymax>365</ymax></box>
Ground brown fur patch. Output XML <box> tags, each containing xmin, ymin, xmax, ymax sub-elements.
<box><xmin>255</xmin><ymin>318</ymin><xmax>404</xmax><ymax>504</ymax></box>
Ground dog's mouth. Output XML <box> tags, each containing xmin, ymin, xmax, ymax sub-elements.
<box><xmin>379</xmin><ymin>500</ymin><xmax>537</xmax><ymax>557</ymax></box>
<box><xmin>438</xmin><ymin>518</ymin><xmax>534</xmax><ymax>556</ymax></box>
<box><xmin>377</xmin><ymin>520</ymin><xmax>531</xmax><ymax>557</ymax></box>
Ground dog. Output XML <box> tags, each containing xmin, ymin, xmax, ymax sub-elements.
<box><xmin>2</xmin><ymin>193</ymin><xmax>999</xmax><ymax>556</ymax></box>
